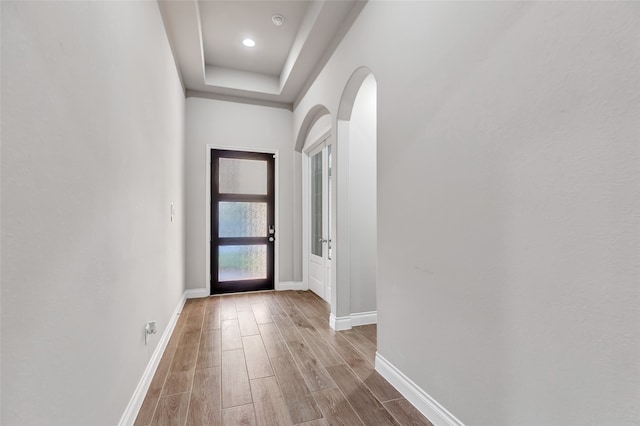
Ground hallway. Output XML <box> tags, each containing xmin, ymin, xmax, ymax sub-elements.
<box><xmin>135</xmin><ymin>291</ymin><xmax>431</xmax><ymax>426</ymax></box>
<box><xmin>3</xmin><ymin>2</ymin><xmax>638</xmax><ymax>424</ymax></box>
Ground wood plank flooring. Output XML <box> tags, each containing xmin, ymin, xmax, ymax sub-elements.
<box><xmin>135</xmin><ymin>290</ymin><xmax>433</xmax><ymax>426</ymax></box>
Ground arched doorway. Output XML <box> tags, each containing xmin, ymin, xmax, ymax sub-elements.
<box><xmin>295</xmin><ymin>105</ymin><xmax>334</xmax><ymax>306</ymax></box>
<box><xmin>331</xmin><ymin>68</ymin><xmax>377</xmax><ymax>330</ymax></box>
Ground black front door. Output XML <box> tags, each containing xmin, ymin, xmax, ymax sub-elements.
<box><xmin>211</xmin><ymin>149</ymin><xmax>275</xmax><ymax>294</ymax></box>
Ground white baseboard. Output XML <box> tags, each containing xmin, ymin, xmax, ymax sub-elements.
<box><xmin>375</xmin><ymin>353</ymin><xmax>464</xmax><ymax>426</ymax></box>
<box><xmin>118</xmin><ymin>292</ymin><xmax>187</xmax><ymax>426</ymax></box>
<box><xmin>276</xmin><ymin>281</ymin><xmax>305</xmax><ymax>291</ymax></box>
<box><xmin>184</xmin><ymin>288</ymin><xmax>209</xmax><ymax>299</ymax></box>
<box><xmin>329</xmin><ymin>311</ymin><xmax>377</xmax><ymax>330</ymax></box>
<box><xmin>329</xmin><ymin>314</ymin><xmax>352</xmax><ymax>331</ymax></box>
<box><xmin>350</xmin><ymin>311</ymin><xmax>377</xmax><ymax>326</ymax></box>
<box><xmin>183</xmin><ymin>283</ymin><xmax>306</xmax><ymax>296</ymax></box>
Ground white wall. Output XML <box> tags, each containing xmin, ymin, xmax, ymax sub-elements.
<box><xmin>185</xmin><ymin>97</ymin><xmax>294</xmax><ymax>290</ymax></box>
<box><xmin>294</xmin><ymin>2</ymin><xmax>640</xmax><ymax>425</ymax></box>
<box><xmin>1</xmin><ymin>1</ymin><xmax>185</xmax><ymax>425</ymax></box>
<box><xmin>348</xmin><ymin>74</ymin><xmax>377</xmax><ymax>314</ymax></box>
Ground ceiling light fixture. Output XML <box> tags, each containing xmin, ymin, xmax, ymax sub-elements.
<box><xmin>242</xmin><ymin>38</ymin><xmax>256</xmax><ymax>47</ymax></box>
<box><xmin>272</xmin><ymin>14</ymin><xmax>285</xmax><ymax>26</ymax></box>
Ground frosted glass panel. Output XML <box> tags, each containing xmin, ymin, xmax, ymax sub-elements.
<box><xmin>219</xmin><ymin>245</ymin><xmax>267</xmax><ymax>281</ymax></box>
<box><xmin>311</xmin><ymin>151</ymin><xmax>323</xmax><ymax>256</ymax></box>
<box><xmin>219</xmin><ymin>158</ymin><xmax>267</xmax><ymax>194</ymax></box>
<box><xmin>219</xmin><ymin>202</ymin><xmax>267</xmax><ymax>237</ymax></box>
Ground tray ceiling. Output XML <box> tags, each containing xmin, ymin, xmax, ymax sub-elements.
<box><xmin>158</xmin><ymin>0</ymin><xmax>366</xmax><ymax>109</ymax></box>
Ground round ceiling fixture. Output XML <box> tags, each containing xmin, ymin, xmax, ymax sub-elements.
<box><xmin>242</xmin><ymin>38</ymin><xmax>256</xmax><ymax>47</ymax></box>
<box><xmin>272</xmin><ymin>14</ymin><xmax>285</xmax><ymax>26</ymax></box>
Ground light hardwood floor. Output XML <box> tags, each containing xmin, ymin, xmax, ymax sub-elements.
<box><xmin>134</xmin><ymin>290</ymin><xmax>433</xmax><ymax>426</ymax></box>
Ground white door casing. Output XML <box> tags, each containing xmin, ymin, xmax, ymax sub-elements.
<box><xmin>304</xmin><ymin>134</ymin><xmax>332</xmax><ymax>302</ymax></box>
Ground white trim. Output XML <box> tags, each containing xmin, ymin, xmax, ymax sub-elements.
<box><xmin>329</xmin><ymin>314</ymin><xmax>352</xmax><ymax>331</ymax></box>
<box><xmin>328</xmin><ymin>311</ymin><xmax>377</xmax><ymax>330</ymax></box>
<box><xmin>184</xmin><ymin>288</ymin><xmax>208</xmax><ymax>299</ymax></box>
<box><xmin>302</xmin><ymin>132</ymin><xmax>333</xmax><ymax>305</ymax></box>
<box><xmin>276</xmin><ymin>281</ymin><xmax>305</xmax><ymax>291</ymax></box>
<box><xmin>303</xmin><ymin>130</ymin><xmax>331</xmax><ymax>154</ymax></box>
<box><xmin>301</xmin><ymin>143</ymin><xmax>310</xmax><ymax>298</ymax></box>
<box><xmin>375</xmin><ymin>353</ymin><xmax>465</xmax><ymax>426</ymax></box>
<box><xmin>206</xmin><ymin>145</ymin><xmax>279</xmax><ymax>295</ymax></box>
<box><xmin>350</xmin><ymin>311</ymin><xmax>377</xmax><ymax>326</ymax></box>
<box><xmin>118</xmin><ymin>292</ymin><xmax>187</xmax><ymax>426</ymax></box>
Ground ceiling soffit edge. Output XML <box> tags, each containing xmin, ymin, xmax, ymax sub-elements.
<box><xmin>186</xmin><ymin>89</ymin><xmax>293</xmax><ymax>111</ymax></box>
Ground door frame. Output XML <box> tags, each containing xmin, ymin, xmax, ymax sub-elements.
<box><xmin>302</xmin><ymin>131</ymin><xmax>332</xmax><ymax>302</ymax></box>
<box><xmin>206</xmin><ymin>144</ymin><xmax>279</xmax><ymax>296</ymax></box>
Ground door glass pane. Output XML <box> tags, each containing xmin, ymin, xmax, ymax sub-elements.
<box><xmin>311</xmin><ymin>151</ymin><xmax>323</xmax><ymax>256</ymax></box>
<box><xmin>219</xmin><ymin>202</ymin><xmax>267</xmax><ymax>237</ymax></box>
<box><xmin>218</xmin><ymin>245</ymin><xmax>267</xmax><ymax>281</ymax></box>
<box><xmin>219</xmin><ymin>158</ymin><xmax>267</xmax><ymax>195</ymax></box>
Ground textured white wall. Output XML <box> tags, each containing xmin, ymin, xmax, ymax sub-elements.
<box><xmin>1</xmin><ymin>1</ymin><xmax>185</xmax><ymax>425</ymax></box>
<box><xmin>185</xmin><ymin>97</ymin><xmax>294</xmax><ymax>290</ymax></box>
<box><xmin>348</xmin><ymin>75</ymin><xmax>377</xmax><ymax>314</ymax></box>
<box><xmin>294</xmin><ymin>2</ymin><xmax>640</xmax><ymax>425</ymax></box>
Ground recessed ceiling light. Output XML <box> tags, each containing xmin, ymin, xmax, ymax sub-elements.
<box><xmin>272</xmin><ymin>14</ymin><xmax>285</xmax><ymax>26</ymax></box>
<box><xmin>242</xmin><ymin>38</ymin><xmax>256</xmax><ymax>47</ymax></box>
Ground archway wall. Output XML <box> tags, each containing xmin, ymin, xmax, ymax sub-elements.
<box><xmin>292</xmin><ymin>2</ymin><xmax>640</xmax><ymax>426</ymax></box>
<box><xmin>345</xmin><ymin>74</ymin><xmax>377</xmax><ymax>315</ymax></box>
<box><xmin>293</xmin><ymin>105</ymin><xmax>332</xmax><ymax>286</ymax></box>
<box><xmin>294</xmin><ymin>104</ymin><xmax>331</xmax><ymax>152</ymax></box>
<box><xmin>303</xmin><ymin>114</ymin><xmax>332</xmax><ymax>150</ymax></box>
<box><xmin>294</xmin><ymin>66</ymin><xmax>377</xmax><ymax>323</ymax></box>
